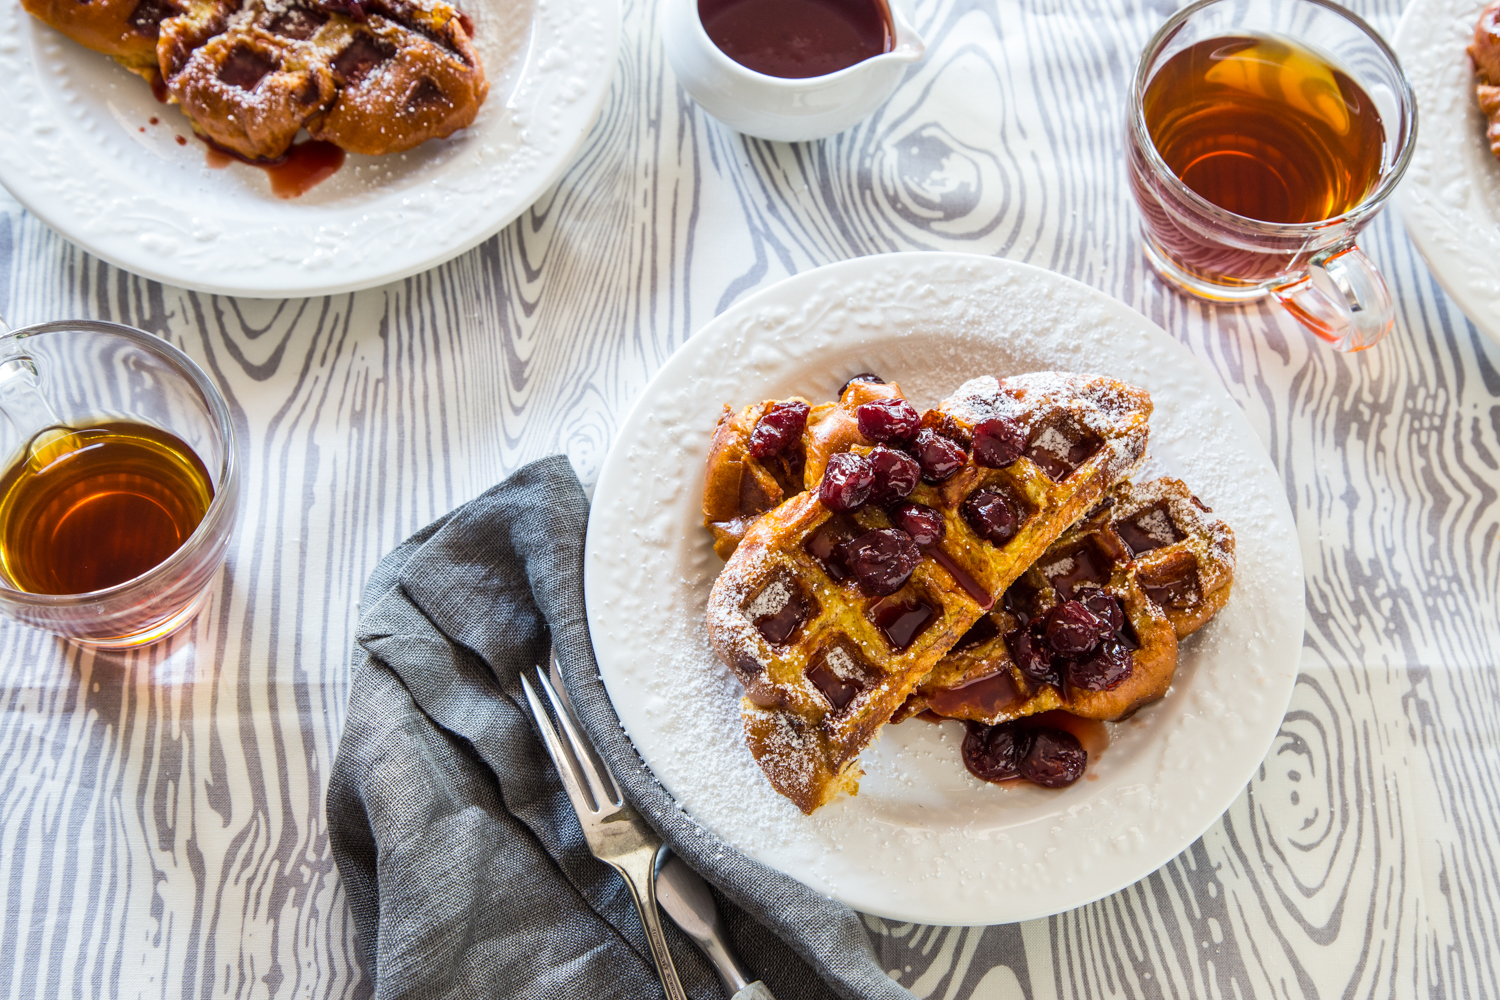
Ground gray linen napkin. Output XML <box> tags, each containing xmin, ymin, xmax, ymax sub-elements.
<box><xmin>326</xmin><ymin>455</ymin><xmax>916</xmax><ymax>1000</ymax></box>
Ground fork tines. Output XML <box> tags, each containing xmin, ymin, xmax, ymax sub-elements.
<box><xmin>520</xmin><ymin>668</ymin><xmax>623</xmax><ymax>817</ymax></box>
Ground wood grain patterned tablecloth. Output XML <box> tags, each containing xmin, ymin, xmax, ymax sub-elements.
<box><xmin>0</xmin><ymin>0</ymin><xmax>1496</xmax><ymax>995</ymax></box>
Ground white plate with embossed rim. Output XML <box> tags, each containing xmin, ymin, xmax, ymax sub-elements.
<box><xmin>0</xmin><ymin>0</ymin><xmax>617</xmax><ymax>298</ymax></box>
<box><xmin>584</xmin><ymin>252</ymin><xmax>1304</xmax><ymax>926</ymax></box>
<box><xmin>1395</xmin><ymin>0</ymin><xmax>1500</xmax><ymax>343</ymax></box>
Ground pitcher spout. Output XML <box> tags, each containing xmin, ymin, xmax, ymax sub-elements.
<box><xmin>886</xmin><ymin>6</ymin><xmax>926</xmax><ymax>62</ymax></box>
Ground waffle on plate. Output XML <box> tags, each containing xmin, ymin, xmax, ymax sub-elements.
<box><xmin>21</xmin><ymin>0</ymin><xmax>487</xmax><ymax>160</ymax></box>
<box><xmin>1474</xmin><ymin>0</ymin><xmax>1500</xmax><ymax>160</ymax></box>
<box><xmin>704</xmin><ymin>373</ymin><xmax>1153</xmax><ymax>813</ymax></box>
<box><xmin>906</xmin><ymin>476</ymin><xmax>1235</xmax><ymax>726</ymax></box>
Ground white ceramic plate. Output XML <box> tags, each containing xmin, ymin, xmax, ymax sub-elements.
<box><xmin>1395</xmin><ymin>0</ymin><xmax>1500</xmax><ymax>343</ymax></box>
<box><xmin>0</xmin><ymin>0</ymin><xmax>617</xmax><ymax>298</ymax></box>
<box><xmin>584</xmin><ymin>252</ymin><xmax>1304</xmax><ymax>926</ymax></box>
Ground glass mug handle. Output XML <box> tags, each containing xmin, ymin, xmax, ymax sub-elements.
<box><xmin>1270</xmin><ymin>244</ymin><xmax>1393</xmax><ymax>352</ymax></box>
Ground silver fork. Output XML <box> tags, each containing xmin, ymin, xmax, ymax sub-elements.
<box><xmin>520</xmin><ymin>658</ymin><xmax>688</xmax><ymax>1000</ymax></box>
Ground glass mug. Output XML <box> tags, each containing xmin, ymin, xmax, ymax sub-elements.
<box><xmin>0</xmin><ymin>319</ymin><xmax>239</xmax><ymax>647</ymax></box>
<box><xmin>1126</xmin><ymin>0</ymin><xmax>1417</xmax><ymax>351</ymax></box>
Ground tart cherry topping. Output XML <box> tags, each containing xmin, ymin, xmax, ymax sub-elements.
<box><xmin>1043</xmin><ymin>600</ymin><xmax>1108</xmax><ymax>656</ymax></box>
<box><xmin>866</xmin><ymin>445</ymin><xmax>920</xmax><ymax>505</ymax></box>
<box><xmin>973</xmin><ymin>416</ymin><xmax>1026</xmax><ymax>468</ymax></box>
<box><xmin>963</xmin><ymin>721</ymin><xmax>1030</xmax><ymax>782</ymax></box>
<box><xmin>891</xmin><ymin>501</ymin><xmax>944</xmax><ymax>547</ymax></box>
<box><xmin>1067</xmin><ymin>638</ymin><xmax>1133</xmax><ymax>691</ymax></box>
<box><xmin>1005</xmin><ymin>626</ymin><xmax>1054</xmax><ymax>681</ymax></box>
<box><xmin>914</xmin><ymin>427</ymin><xmax>967</xmax><ymax>483</ymax></box>
<box><xmin>839</xmin><ymin>372</ymin><xmax>885</xmax><ymax>396</ymax></box>
<box><xmin>842</xmin><ymin>528</ymin><xmax>920</xmax><ymax>597</ymax></box>
<box><xmin>962</xmin><ymin>489</ymin><xmax>1018</xmax><ymax>545</ymax></box>
<box><xmin>964</xmin><ymin>721</ymin><xmax>1088</xmax><ymax>788</ymax></box>
<box><xmin>748</xmin><ymin>400</ymin><xmax>809</xmax><ymax>458</ymax></box>
<box><xmin>1082</xmin><ymin>591</ymin><xmax>1124</xmax><ymax>632</ymax></box>
<box><xmin>856</xmin><ymin>398</ymin><xmax>921</xmax><ymax>444</ymax></box>
<box><xmin>1018</xmin><ymin>728</ymin><xmax>1087</xmax><ymax>787</ymax></box>
<box><xmin>818</xmin><ymin>451</ymin><xmax>874</xmax><ymax>512</ymax></box>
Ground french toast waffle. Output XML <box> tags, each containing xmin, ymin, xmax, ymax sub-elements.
<box><xmin>165</xmin><ymin>0</ymin><xmax>486</xmax><ymax>159</ymax></box>
<box><xmin>705</xmin><ymin>373</ymin><xmax>1152</xmax><ymax>812</ymax></box>
<box><xmin>19</xmin><ymin>0</ymin><xmax>174</xmax><ymax>72</ymax></box>
<box><xmin>904</xmin><ymin>476</ymin><xmax>1235</xmax><ymax>726</ymax></box>
<box><xmin>702</xmin><ymin>376</ymin><xmax>902</xmax><ymax>559</ymax></box>
<box><xmin>22</xmin><ymin>0</ymin><xmax>486</xmax><ymax>161</ymax></box>
<box><xmin>1473</xmin><ymin>1</ymin><xmax>1500</xmax><ymax>160</ymax></box>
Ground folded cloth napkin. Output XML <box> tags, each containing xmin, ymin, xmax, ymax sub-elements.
<box><xmin>326</xmin><ymin>455</ymin><xmax>916</xmax><ymax>1000</ymax></box>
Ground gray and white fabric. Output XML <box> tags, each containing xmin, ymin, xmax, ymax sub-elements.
<box><xmin>326</xmin><ymin>455</ymin><xmax>908</xmax><ymax>1000</ymax></box>
<box><xmin>0</xmin><ymin>0</ymin><xmax>1495</xmax><ymax>995</ymax></box>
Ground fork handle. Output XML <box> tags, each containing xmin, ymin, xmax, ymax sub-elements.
<box><xmin>613</xmin><ymin>847</ymin><xmax>689</xmax><ymax>1000</ymax></box>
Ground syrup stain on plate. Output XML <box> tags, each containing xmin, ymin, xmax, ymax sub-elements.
<box><xmin>204</xmin><ymin>139</ymin><xmax>346</xmax><ymax>198</ymax></box>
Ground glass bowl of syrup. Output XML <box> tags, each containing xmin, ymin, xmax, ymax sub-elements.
<box><xmin>0</xmin><ymin>319</ymin><xmax>239</xmax><ymax>647</ymax></box>
<box><xmin>663</xmin><ymin>0</ymin><xmax>925</xmax><ymax>142</ymax></box>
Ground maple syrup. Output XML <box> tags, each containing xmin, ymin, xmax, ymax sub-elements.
<box><xmin>699</xmin><ymin>0</ymin><xmax>891</xmax><ymax>78</ymax></box>
<box><xmin>204</xmin><ymin>138</ymin><xmax>346</xmax><ymax>198</ymax></box>
<box><xmin>0</xmin><ymin>421</ymin><xmax>214</xmax><ymax>595</ymax></box>
<box><xmin>1143</xmin><ymin>35</ymin><xmax>1384</xmax><ymax>224</ymax></box>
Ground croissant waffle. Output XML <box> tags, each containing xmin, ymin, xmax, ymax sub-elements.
<box><xmin>22</xmin><ymin>0</ymin><xmax>486</xmax><ymax>160</ymax></box>
<box><xmin>705</xmin><ymin>373</ymin><xmax>1152</xmax><ymax>813</ymax></box>
<box><xmin>906</xmin><ymin>476</ymin><xmax>1235</xmax><ymax>726</ymax></box>
<box><xmin>702</xmin><ymin>378</ymin><xmax>903</xmax><ymax>559</ymax></box>
<box><xmin>1474</xmin><ymin>0</ymin><xmax>1500</xmax><ymax>160</ymax></box>
<box><xmin>19</xmin><ymin>0</ymin><xmax>169</xmax><ymax>72</ymax></box>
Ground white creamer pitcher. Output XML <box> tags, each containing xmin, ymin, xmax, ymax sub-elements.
<box><xmin>662</xmin><ymin>0</ymin><xmax>926</xmax><ymax>142</ymax></box>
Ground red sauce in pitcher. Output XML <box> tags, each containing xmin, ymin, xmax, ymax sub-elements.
<box><xmin>699</xmin><ymin>0</ymin><xmax>892</xmax><ymax>78</ymax></box>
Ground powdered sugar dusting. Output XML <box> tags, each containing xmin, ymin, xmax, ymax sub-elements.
<box><xmin>584</xmin><ymin>253</ymin><xmax>1303</xmax><ymax>925</ymax></box>
<box><xmin>1041</xmin><ymin>554</ymin><xmax>1076</xmax><ymax>580</ymax></box>
<box><xmin>1030</xmin><ymin>425</ymin><xmax>1072</xmax><ymax>457</ymax></box>
<box><xmin>824</xmin><ymin>645</ymin><xmax>857</xmax><ymax>680</ymax></box>
<box><xmin>744</xmin><ymin>578</ymin><xmax>790</xmax><ymax>621</ymax></box>
<box><xmin>1135</xmin><ymin>508</ymin><xmax>1175</xmax><ymax>546</ymax></box>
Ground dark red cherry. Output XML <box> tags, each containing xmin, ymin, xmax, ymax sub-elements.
<box><xmin>1005</xmin><ymin>627</ymin><xmax>1053</xmax><ymax>681</ymax></box>
<box><xmin>818</xmin><ymin>451</ymin><xmax>874</xmax><ymax>512</ymax></box>
<box><xmin>1044</xmin><ymin>600</ymin><xmax>1107</xmax><ymax>656</ymax></box>
<box><xmin>962</xmin><ymin>721</ymin><xmax>1031</xmax><ymax>782</ymax></box>
<box><xmin>1082</xmin><ymin>591</ymin><xmax>1124</xmax><ymax>633</ymax></box>
<box><xmin>1067</xmin><ymin>639</ymin><xmax>1133</xmax><ymax>691</ymax></box>
<box><xmin>962</xmin><ymin>489</ymin><xmax>1018</xmax><ymax>545</ymax></box>
<box><xmin>866</xmin><ymin>445</ymin><xmax>920</xmax><ymax>505</ymax></box>
<box><xmin>839</xmin><ymin>372</ymin><xmax>885</xmax><ymax>396</ymax></box>
<box><xmin>1018</xmin><ymin>729</ymin><xmax>1087</xmax><ymax>787</ymax></box>
<box><xmin>973</xmin><ymin>417</ymin><xmax>1025</xmax><ymax>468</ymax></box>
<box><xmin>748</xmin><ymin>400</ymin><xmax>810</xmax><ymax>459</ymax></box>
<box><xmin>857</xmin><ymin>398</ymin><xmax>921</xmax><ymax>444</ymax></box>
<box><xmin>914</xmin><ymin>427</ymin><xmax>967</xmax><ymax>483</ymax></box>
<box><xmin>841</xmin><ymin>528</ymin><xmax>920</xmax><ymax>597</ymax></box>
<box><xmin>891</xmin><ymin>502</ymin><xmax>944</xmax><ymax>547</ymax></box>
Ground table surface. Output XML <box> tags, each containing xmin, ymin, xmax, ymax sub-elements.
<box><xmin>1</xmin><ymin>0</ymin><xmax>1498</xmax><ymax>996</ymax></box>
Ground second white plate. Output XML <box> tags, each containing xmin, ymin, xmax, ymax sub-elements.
<box><xmin>1395</xmin><ymin>0</ymin><xmax>1500</xmax><ymax>343</ymax></box>
<box><xmin>0</xmin><ymin>0</ymin><xmax>618</xmax><ymax>297</ymax></box>
<box><xmin>584</xmin><ymin>252</ymin><xmax>1304</xmax><ymax>926</ymax></box>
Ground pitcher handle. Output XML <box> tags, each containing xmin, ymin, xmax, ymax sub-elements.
<box><xmin>1270</xmin><ymin>244</ymin><xmax>1393</xmax><ymax>352</ymax></box>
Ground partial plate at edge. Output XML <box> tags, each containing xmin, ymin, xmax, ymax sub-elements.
<box><xmin>0</xmin><ymin>0</ymin><xmax>618</xmax><ymax>297</ymax></box>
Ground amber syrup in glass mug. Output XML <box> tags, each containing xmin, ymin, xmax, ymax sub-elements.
<box><xmin>0</xmin><ymin>318</ymin><xmax>239</xmax><ymax>647</ymax></box>
<box><xmin>0</xmin><ymin>421</ymin><xmax>214</xmax><ymax>595</ymax></box>
<box><xmin>1126</xmin><ymin>0</ymin><xmax>1416</xmax><ymax>351</ymax></box>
